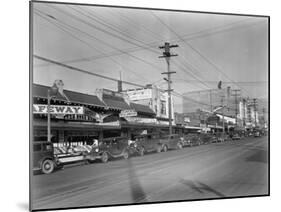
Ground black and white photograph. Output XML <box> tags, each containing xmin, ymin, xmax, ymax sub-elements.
<box><xmin>30</xmin><ymin>1</ymin><xmax>269</xmax><ymax>211</ymax></box>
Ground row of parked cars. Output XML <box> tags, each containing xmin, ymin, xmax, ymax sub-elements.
<box><xmin>33</xmin><ymin>132</ymin><xmax>241</xmax><ymax>174</ymax></box>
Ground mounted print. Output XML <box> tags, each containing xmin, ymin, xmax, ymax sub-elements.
<box><xmin>30</xmin><ymin>1</ymin><xmax>269</xmax><ymax>211</ymax></box>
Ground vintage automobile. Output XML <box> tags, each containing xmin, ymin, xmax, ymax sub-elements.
<box><xmin>158</xmin><ymin>134</ymin><xmax>184</xmax><ymax>152</ymax></box>
<box><xmin>133</xmin><ymin>133</ymin><xmax>163</xmax><ymax>156</ymax></box>
<box><xmin>33</xmin><ymin>141</ymin><xmax>56</xmax><ymax>174</ymax></box>
<box><xmin>86</xmin><ymin>137</ymin><xmax>134</xmax><ymax>163</ymax></box>
<box><xmin>181</xmin><ymin>133</ymin><xmax>201</xmax><ymax>147</ymax></box>
<box><xmin>198</xmin><ymin>133</ymin><xmax>214</xmax><ymax>144</ymax></box>
<box><xmin>215</xmin><ymin>132</ymin><xmax>230</xmax><ymax>142</ymax></box>
<box><xmin>254</xmin><ymin>131</ymin><xmax>262</xmax><ymax>137</ymax></box>
<box><xmin>231</xmin><ymin>133</ymin><xmax>241</xmax><ymax>140</ymax></box>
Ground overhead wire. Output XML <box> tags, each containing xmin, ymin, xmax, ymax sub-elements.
<box><xmin>150</xmin><ymin>11</ymin><xmax>259</xmax><ymax>97</ymax></box>
<box><xmin>44</xmin><ymin>4</ymin><xmax>165</xmax><ymax>74</ymax></box>
<box><xmin>34</xmin><ymin>9</ymin><xmax>148</xmax><ymax>82</ymax></box>
<box><xmin>35</xmin><ymin>8</ymin><xmax>261</xmax><ymax>68</ymax></box>
<box><xmin>34</xmin><ymin>54</ymin><xmax>220</xmax><ymax>108</ymax></box>
<box><xmin>44</xmin><ymin>4</ymin><xmax>214</xmax><ymax>91</ymax></box>
<box><xmin>34</xmin><ymin>5</ymin><xmax>258</xmax><ymax>112</ymax></box>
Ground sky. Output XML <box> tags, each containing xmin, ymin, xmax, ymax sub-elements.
<box><xmin>32</xmin><ymin>2</ymin><xmax>268</xmax><ymax>113</ymax></box>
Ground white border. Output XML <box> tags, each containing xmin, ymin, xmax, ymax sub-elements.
<box><xmin>1</xmin><ymin>1</ymin><xmax>277</xmax><ymax>212</ymax></box>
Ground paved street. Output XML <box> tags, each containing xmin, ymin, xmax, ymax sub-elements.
<box><xmin>31</xmin><ymin>137</ymin><xmax>268</xmax><ymax>210</ymax></box>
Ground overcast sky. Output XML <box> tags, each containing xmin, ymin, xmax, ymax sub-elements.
<box><xmin>32</xmin><ymin>2</ymin><xmax>268</xmax><ymax>113</ymax></box>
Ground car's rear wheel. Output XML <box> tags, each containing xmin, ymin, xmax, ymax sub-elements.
<box><xmin>101</xmin><ymin>152</ymin><xmax>109</xmax><ymax>163</ymax></box>
<box><xmin>123</xmin><ymin>150</ymin><xmax>129</xmax><ymax>160</ymax></box>
<box><xmin>139</xmin><ymin>147</ymin><xmax>145</xmax><ymax>156</ymax></box>
<box><xmin>41</xmin><ymin>159</ymin><xmax>55</xmax><ymax>174</ymax></box>
<box><xmin>163</xmin><ymin>145</ymin><xmax>168</xmax><ymax>152</ymax></box>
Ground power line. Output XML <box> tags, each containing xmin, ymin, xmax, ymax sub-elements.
<box><xmin>151</xmin><ymin>12</ymin><xmax>212</xmax><ymax>90</ymax></box>
<box><xmin>150</xmin><ymin>11</ymin><xmax>254</xmax><ymax>97</ymax></box>
<box><xmin>34</xmin><ymin>55</ymin><xmax>145</xmax><ymax>88</ymax></box>
<box><xmin>34</xmin><ymin>9</ymin><xmax>163</xmax><ymax>75</ymax></box>
<box><xmin>35</xmin><ymin>9</ymin><xmax>261</xmax><ymax>68</ymax></box>
<box><xmin>34</xmin><ymin>10</ymin><xmax>149</xmax><ymax>82</ymax></box>
<box><xmin>34</xmin><ymin>54</ymin><xmax>218</xmax><ymax>109</ymax></box>
<box><xmin>37</xmin><ymin>6</ymin><xmax>212</xmax><ymax>92</ymax></box>
<box><xmin>48</xmin><ymin>4</ymin><xmax>160</xmax><ymax>55</ymax></box>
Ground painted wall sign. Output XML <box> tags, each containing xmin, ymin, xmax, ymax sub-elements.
<box><xmin>124</xmin><ymin>89</ymin><xmax>152</xmax><ymax>101</ymax></box>
<box><xmin>33</xmin><ymin>104</ymin><xmax>84</xmax><ymax>115</ymax></box>
<box><xmin>119</xmin><ymin>109</ymin><xmax>138</xmax><ymax>117</ymax></box>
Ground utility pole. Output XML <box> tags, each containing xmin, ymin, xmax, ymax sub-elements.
<box><xmin>231</xmin><ymin>89</ymin><xmax>241</xmax><ymax>127</ymax></box>
<box><xmin>209</xmin><ymin>89</ymin><xmax>213</xmax><ymax>112</ymax></box>
<box><xmin>262</xmin><ymin>108</ymin><xmax>266</xmax><ymax>127</ymax></box>
<box><xmin>253</xmin><ymin>98</ymin><xmax>258</xmax><ymax>127</ymax></box>
<box><xmin>159</xmin><ymin>42</ymin><xmax>178</xmax><ymax>135</ymax></box>
<box><xmin>220</xmin><ymin>94</ymin><xmax>225</xmax><ymax>141</ymax></box>
<box><xmin>242</xmin><ymin>98</ymin><xmax>246</xmax><ymax>127</ymax></box>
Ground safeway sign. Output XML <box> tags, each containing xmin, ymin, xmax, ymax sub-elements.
<box><xmin>33</xmin><ymin>104</ymin><xmax>84</xmax><ymax>115</ymax></box>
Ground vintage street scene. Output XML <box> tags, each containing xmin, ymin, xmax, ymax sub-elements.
<box><xmin>31</xmin><ymin>2</ymin><xmax>269</xmax><ymax>211</ymax></box>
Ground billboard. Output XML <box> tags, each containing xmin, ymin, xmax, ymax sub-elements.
<box><xmin>124</xmin><ymin>89</ymin><xmax>152</xmax><ymax>101</ymax></box>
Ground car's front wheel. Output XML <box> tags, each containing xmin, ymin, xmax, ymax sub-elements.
<box><xmin>177</xmin><ymin>142</ymin><xmax>183</xmax><ymax>149</ymax></box>
<box><xmin>41</xmin><ymin>159</ymin><xmax>55</xmax><ymax>174</ymax></box>
<box><xmin>101</xmin><ymin>152</ymin><xmax>109</xmax><ymax>163</ymax></box>
<box><xmin>139</xmin><ymin>147</ymin><xmax>145</xmax><ymax>156</ymax></box>
<box><xmin>123</xmin><ymin>150</ymin><xmax>129</xmax><ymax>160</ymax></box>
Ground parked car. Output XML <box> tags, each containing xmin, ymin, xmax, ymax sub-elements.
<box><xmin>33</xmin><ymin>141</ymin><xmax>56</xmax><ymax>174</ymax></box>
<box><xmin>86</xmin><ymin>137</ymin><xmax>134</xmax><ymax>163</ymax></box>
<box><xmin>198</xmin><ymin>133</ymin><xmax>213</xmax><ymax>144</ymax></box>
<box><xmin>254</xmin><ymin>131</ymin><xmax>262</xmax><ymax>137</ymax></box>
<box><xmin>231</xmin><ymin>133</ymin><xmax>241</xmax><ymax>140</ymax></box>
<box><xmin>158</xmin><ymin>134</ymin><xmax>184</xmax><ymax>152</ymax></box>
<box><xmin>133</xmin><ymin>133</ymin><xmax>162</xmax><ymax>156</ymax></box>
<box><xmin>216</xmin><ymin>132</ymin><xmax>230</xmax><ymax>142</ymax></box>
<box><xmin>182</xmin><ymin>133</ymin><xmax>201</xmax><ymax>147</ymax></box>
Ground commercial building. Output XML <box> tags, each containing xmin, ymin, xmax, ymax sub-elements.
<box><xmin>122</xmin><ymin>84</ymin><xmax>175</xmax><ymax>125</ymax></box>
<box><xmin>33</xmin><ymin>84</ymin><xmax>183</xmax><ymax>145</ymax></box>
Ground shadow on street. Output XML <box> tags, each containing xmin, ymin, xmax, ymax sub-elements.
<box><xmin>126</xmin><ymin>159</ymin><xmax>147</xmax><ymax>203</ymax></box>
<box><xmin>179</xmin><ymin>179</ymin><xmax>225</xmax><ymax>197</ymax></box>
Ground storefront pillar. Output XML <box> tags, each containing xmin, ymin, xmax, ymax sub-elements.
<box><xmin>99</xmin><ymin>130</ymin><xmax>103</xmax><ymax>141</ymax></box>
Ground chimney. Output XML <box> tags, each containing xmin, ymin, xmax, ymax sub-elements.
<box><xmin>118</xmin><ymin>80</ymin><xmax>122</xmax><ymax>92</ymax></box>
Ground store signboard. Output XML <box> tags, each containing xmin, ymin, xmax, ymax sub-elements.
<box><xmin>125</xmin><ymin>117</ymin><xmax>157</xmax><ymax>123</ymax></box>
<box><xmin>184</xmin><ymin>117</ymin><xmax>190</xmax><ymax>123</ymax></box>
<box><xmin>119</xmin><ymin>109</ymin><xmax>137</xmax><ymax>117</ymax></box>
<box><xmin>125</xmin><ymin>89</ymin><xmax>152</xmax><ymax>101</ymax></box>
<box><xmin>160</xmin><ymin>92</ymin><xmax>167</xmax><ymax>101</ymax></box>
<box><xmin>33</xmin><ymin>104</ymin><xmax>84</xmax><ymax>115</ymax></box>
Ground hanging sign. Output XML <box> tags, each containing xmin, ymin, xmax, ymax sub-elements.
<box><xmin>119</xmin><ymin>109</ymin><xmax>137</xmax><ymax>117</ymax></box>
<box><xmin>33</xmin><ymin>104</ymin><xmax>84</xmax><ymax>115</ymax></box>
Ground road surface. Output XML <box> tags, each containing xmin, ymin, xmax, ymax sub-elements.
<box><xmin>31</xmin><ymin>136</ymin><xmax>268</xmax><ymax>210</ymax></box>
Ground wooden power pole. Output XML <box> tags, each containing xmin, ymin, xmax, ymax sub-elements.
<box><xmin>159</xmin><ymin>42</ymin><xmax>178</xmax><ymax>135</ymax></box>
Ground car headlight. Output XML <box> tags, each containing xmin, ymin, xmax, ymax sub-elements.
<box><xmin>95</xmin><ymin>148</ymin><xmax>99</xmax><ymax>152</ymax></box>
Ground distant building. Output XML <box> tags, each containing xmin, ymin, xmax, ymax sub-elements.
<box><xmin>238</xmin><ymin>99</ymin><xmax>259</xmax><ymax>127</ymax></box>
<box><xmin>182</xmin><ymin>87</ymin><xmax>232</xmax><ymax>115</ymax></box>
